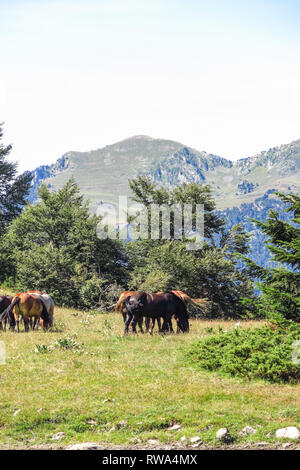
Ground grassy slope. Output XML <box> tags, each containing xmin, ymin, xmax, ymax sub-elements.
<box><xmin>0</xmin><ymin>295</ymin><xmax>299</xmax><ymax>449</ymax></box>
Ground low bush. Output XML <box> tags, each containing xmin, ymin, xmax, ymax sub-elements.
<box><xmin>184</xmin><ymin>322</ymin><xmax>300</xmax><ymax>383</ymax></box>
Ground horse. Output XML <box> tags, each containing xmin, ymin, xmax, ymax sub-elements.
<box><xmin>0</xmin><ymin>293</ymin><xmax>51</xmax><ymax>332</ymax></box>
<box><xmin>14</xmin><ymin>290</ymin><xmax>45</xmax><ymax>330</ymax></box>
<box><xmin>115</xmin><ymin>291</ymin><xmax>145</xmax><ymax>333</ymax></box>
<box><xmin>146</xmin><ymin>290</ymin><xmax>208</xmax><ymax>334</ymax></box>
<box><xmin>29</xmin><ymin>292</ymin><xmax>54</xmax><ymax>329</ymax></box>
<box><xmin>124</xmin><ymin>291</ymin><xmax>189</xmax><ymax>335</ymax></box>
<box><xmin>0</xmin><ymin>295</ymin><xmax>13</xmax><ymax>331</ymax></box>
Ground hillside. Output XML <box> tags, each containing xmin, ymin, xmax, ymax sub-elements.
<box><xmin>28</xmin><ymin>135</ymin><xmax>300</xmax><ymax>266</ymax></box>
<box><xmin>29</xmin><ymin>135</ymin><xmax>300</xmax><ymax>210</ymax></box>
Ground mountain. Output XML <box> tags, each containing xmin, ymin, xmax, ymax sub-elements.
<box><xmin>29</xmin><ymin>135</ymin><xmax>300</xmax><ymax>266</ymax></box>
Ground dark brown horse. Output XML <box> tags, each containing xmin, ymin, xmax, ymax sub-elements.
<box><xmin>0</xmin><ymin>295</ymin><xmax>13</xmax><ymax>330</ymax></box>
<box><xmin>124</xmin><ymin>291</ymin><xmax>189</xmax><ymax>335</ymax></box>
<box><xmin>115</xmin><ymin>291</ymin><xmax>146</xmax><ymax>333</ymax></box>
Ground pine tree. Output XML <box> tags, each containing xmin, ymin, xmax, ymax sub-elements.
<box><xmin>1</xmin><ymin>178</ymin><xmax>128</xmax><ymax>306</ymax></box>
<box><xmin>127</xmin><ymin>177</ymin><xmax>255</xmax><ymax>318</ymax></box>
<box><xmin>0</xmin><ymin>123</ymin><xmax>32</xmax><ymax>235</ymax></box>
<box><xmin>244</xmin><ymin>192</ymin><xmax>300</xmax><ymax>321</ymax></box>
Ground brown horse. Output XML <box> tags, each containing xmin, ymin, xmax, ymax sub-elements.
<box><xmin>0</xmin><ymin>295</ymin><xmax>13</xmax><ymax>331</ymax></box>
<box><xmin>0</xmin><ymin>293</ymin><xmax>50</xmax><ymax>332</ymax></box>
<box><xmin>146</xmin><ymin>290</ymin><xmax>208</xmax><ymax>334</ymax></box>
<box><xmin>124</xmin><ymin>291</ymin><xmax>189</xmax><ymax>335</ymax></box>
<box><xmin>19</xmin><ymin>290</ymin><xmax>44</xmax><ymax>329</ymax></box>
<box><xmin>115</xmin><ymin>291</ymin><xmax>145</xmax><ymax>333</ymax></box>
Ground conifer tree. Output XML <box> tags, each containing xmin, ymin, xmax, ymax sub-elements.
<box><xmin>245</xmin><ymin>192</ymin><xmax>300</xmax><ymax>321</ymax></box>
<box><xmin>0</xmin><ymin>123</ymin><xmax>32</xmax><ymax>235</ymax></box>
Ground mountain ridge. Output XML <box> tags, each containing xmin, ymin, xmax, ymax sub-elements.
<box><xmin>28</xmin><ymin>134</ymin><xmax>300</xmax><ymax>214</ymax></box>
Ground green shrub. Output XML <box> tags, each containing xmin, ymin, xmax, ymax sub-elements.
<box><xmin>184</xmin><ymin>323</ymin><xmax>300</xmax><ymax>383</ymax></box>
<box><xmin>54</xmin><ymin>335</ymin><xmax>82</xmax><ymax>351</ymax></box>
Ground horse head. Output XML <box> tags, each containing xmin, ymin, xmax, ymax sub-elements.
<box><xmin>124</xmin><ymin>295</ymin><xmax>144</xmax><ymax>314</ymax></box>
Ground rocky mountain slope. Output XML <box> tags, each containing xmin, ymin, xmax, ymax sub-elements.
<box><xmin>29</xmin><ymin>135</ymin><xmax>300</xmax><ymax>266</ymax></box>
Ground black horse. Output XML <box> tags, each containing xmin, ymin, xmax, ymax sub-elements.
<box><xmin>0</xmin><ymin>295</ymin><xmax>13</xmax><ymax>330</ymax></box>
<box><xmin>124</xmin><ymin>291</ymin><xmax>189</xmax><ymax>334</ymax></box>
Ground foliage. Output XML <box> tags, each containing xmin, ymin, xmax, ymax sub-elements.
<box><xmin>126</xmin><ymin>177</ymin><xmax>255</xmax><ymax>318</ymax></box>
<box><xmin>0</xmin><ymin>123</ymin><xmax>32</xmax><ymax>236</ymax></box>
<box><xmin>184</xmin><ymin>322</ymin><xmax>300</xmax><ymax>383</ymax></box>
<box><xmin>0</xmin><ymin>179</ymin><xmax>128</xmax><ymax>307</ymax></box>
<box><xmin>244</xmin><ymin>192</ymin><xmax>300</xmax><ymax>321</ymax></box>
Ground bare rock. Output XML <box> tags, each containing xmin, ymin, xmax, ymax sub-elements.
<box><xmin>148</xmin><ymin>439</ymin><xmax>160</xmax><ymax>445</ymax></box>
<box><xmin>168</xmin><ymin>424</ymin><xmax>181</xmax><ymax>431</ymax></box>
<box><xmin>240</xmin><ymin>426</ymin><xmax>257</xmax><ymax>436</ymax></box>
<box><xmin>216</xmin><ymin>427</ymin><xmax>233</xmax><ymax>443</ymax></box>
<box><xmin>66</xmin><ymin>442</ymin><xmax>104</xmax><ymax>450</ymax></box>
<box><xmin>190</xmin><ymin>436</ymin><xmax>201</xmax><ymax>444</ymax></box>
<box><xmin>192</xmin><ymin>441</ymin><xmax>203</xmax><ymax>448</ymax></box>
<box><xmin>276</xmin><ymin>427</ymin><xmax>300</xmax><ymax>440</ymax></box>
<box><xmin>282</xmin><ymin>443</ymin><xmax>292</xmax><ymax>449</ymax></box>
<box><xmin>51</xmin><ymin>432</ymin><xmax>66</xmax><ymax>441</ymax></box>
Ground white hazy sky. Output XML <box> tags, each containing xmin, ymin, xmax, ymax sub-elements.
<box><xmin>1</xmin><ymin>0</ymin><xmax>300</xmax><ymax>172</ymax></box>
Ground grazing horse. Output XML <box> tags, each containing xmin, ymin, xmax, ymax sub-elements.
<box><xmin>0</xmin><ymin>293</ymin><xmax>50</xmax><ymax>332</ymax></box>
<box><xmin>124</xmin><ymin>291</ymin><xmax>189</xmax><ymax>335</ymax></box>
<box><xmin>146</xmin><ymin>290</ymin><xmax>208</xmax><ymax>334</ymax></box>
<box><xmin>0</xmin><ymin>295</ymin><xmax>13</xmax><ymax>330</ymax></box>
<box><xmin>115</xmin><ymin>291</ymin><xmax>145</xmax><ymax>333</ymax></box>
<box><xmin>29</xmin><ymin>292</ymin><xmax>54</xmax><ymax>329</ymax></box>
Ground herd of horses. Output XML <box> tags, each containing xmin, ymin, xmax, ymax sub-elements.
<box><xmin>0</xmin><ymin>291</ymin><xmax>54</xmax><ymax>332</ymax></box>
<box><xmin>115</xmin><ymin>290</ymin><xmax>208</xmax><ymax>335</ymax></box>
<box><xmin>0</xmin><ymin>287</ymin><xmax>207</xmax><ymax>335</ymax></box>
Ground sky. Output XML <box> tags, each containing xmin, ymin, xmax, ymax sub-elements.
<box><xmin>1</xmin><ymin>0</ymin><xmax>300</xmax><ymax>172</ymax></box>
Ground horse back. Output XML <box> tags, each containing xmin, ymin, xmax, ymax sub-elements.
<box><xmin>13</xmin><ymin>293</ymin><xmax>43</xmax><ymax>318</ymax></box>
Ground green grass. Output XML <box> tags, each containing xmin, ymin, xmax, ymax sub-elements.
<box><xmin>0</xmin><ymin>299</ymin><xmax>299</xmax><ymax>449</ymax></box>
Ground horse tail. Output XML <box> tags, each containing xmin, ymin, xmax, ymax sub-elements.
<box><xmin>0</xmin><ymin>296</ymin><xmax>20</xmax><ymax>325</ymax></box>
<box><xmin>115</xmin><ymin>300</ymin><xmax>123</xmax><ymax>312</ymax></box>
<box><xmin>188</xmin><ymin>297</ymin><xmax>209</xmax><ymax>307</ymax></box>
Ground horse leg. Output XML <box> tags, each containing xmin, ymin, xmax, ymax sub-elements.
<box><xmin>124</xmin><ymin>313</ymin><xmax>132</xmax><ymax>335</ymax></box>
<box><xmin>157</xmin><ymin>317</ymin><xmax>162</xmax><ymax>332</ymax></box>
<box><xmin>131</xmin><ymin>315</ymin><xmax>138</xmax><ymax>334</ymax></box>
<box><xmin>145</xmin><ymin>317</ymin><xmax>150</xmax><ymax>333</ymax></box>
<box><xmin>147</xmin><ymin>317</ymin><xmax>154</xmax><ymax>335</ymax></box>
<box><xmin>32</xmin><ymin>317</ymin><xmax>38</xmax><ymax>330</ymax></box>
<box><xmin>24</xmin><ymin>318</ymin><xmax>30</xmax><ymax>332</ymax></box>
<box><xmin>138</xmin><ymin>316</ymin><xmax>144</xmax><ymax>334</ymax></box>
<box><xmin>161</xmin><ymin>318</ymin><xmax>168</xmax><ymax>333</ymax></box>
<box><xmin>168</xmin><ymin>318</ymin><xmax>174</xmax><ymax>333</ymax></box>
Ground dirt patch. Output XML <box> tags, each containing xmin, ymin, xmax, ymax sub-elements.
<box><xmin>0</xmin><ymin>442</ymin><xmax>299</xmax><ymax>451</ymax></box>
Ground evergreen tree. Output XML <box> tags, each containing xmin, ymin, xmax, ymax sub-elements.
<box><xmin>0</xmin><ymin>123</ymin><xmax>32</xmax><ymax>235</ymax></box>
<box><xmin>244</xmin><ymin>192</ymin><xmax>300</xmax><ymax>321</ymax></box>
<box><xmin>1</xmin><ymin>178</ymin><xmax>127</xmax><ymax>306</ymax></box>
<box><xmin>127</xmin><ymin>177</ymin><xmax>255</xmax><ymax>318</ymax></box>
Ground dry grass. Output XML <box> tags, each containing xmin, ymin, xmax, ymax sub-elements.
<box><xmin>0</xmin><ymin>299</ymin><xmax>299</xmax><ymax>449</ymax></box>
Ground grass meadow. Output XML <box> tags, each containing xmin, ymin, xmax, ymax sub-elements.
<box><xmin>0</xmin><ymin>290</ymin><xmax>299</xmax><ymax>449</ymax></box>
